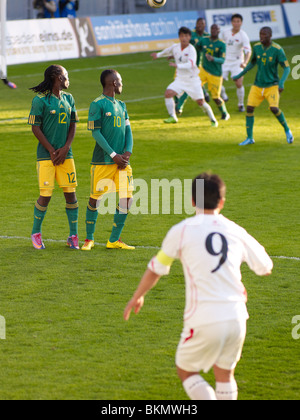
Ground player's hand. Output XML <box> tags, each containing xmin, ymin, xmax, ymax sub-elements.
<box><xmin>279</xmin><ymin>87</ymin><xmax>284</xmax><ymax>95</ymax></box>
<box><xmin>123</xmin><ymin>296</ymin><xmax>145</xmax><ymax>321</ymax></box>
<box><xmin>240</xmin><ymin>62</ymin><xmax>247</xmax><ymax>69</ymax></box>
<box><xmin>205</xmin><ymin>54</ymin><xmax>214</xmax><ymax>62</ymax></box>
<box><xmin>151</xmin><ymin>53</ymin><xmax>158</xmax><ymax>60</ymax></box>
<box><xmin>169</xmin><ymin>62</ymin><xmax>177</xmax><ymax>68</ymax></box>
<box><xmin>52</xmin><ymin>146</ymin><xmax>69</xmax><ymax>166</ymax></box>
<box><xmin>113</xmin><ymin>153</ymin><xmax>128</xmax><ymax>170</ymax></box>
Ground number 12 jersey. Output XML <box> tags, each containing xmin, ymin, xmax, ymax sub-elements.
<box><xmin>148</xmin><ymin>214</ymin><xmax>273</xmax><ymax>328</ymax></box>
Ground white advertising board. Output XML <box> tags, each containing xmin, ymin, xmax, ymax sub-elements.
<box><xmin>205</xmin><ymin>5</ymin><xmax>286</xmax><ymax>42</ymax></box>
<box><xmin>282</xmin><ymin>3</ymin><xmax>300</xmax><ymax>36</ymax></box>
<box><xmin>5</xmin><ymin>18</ymin><xmax>79</xmax><ymax>65</ymax></box>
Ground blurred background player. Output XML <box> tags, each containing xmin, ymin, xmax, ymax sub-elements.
<box><xmin>175</xmin><ymin>17</ymin><xmax>210</xmax><ymax>115</ymax></box>
<box><xmin>28</xmin><ymin>65</ymin><xmax>79</xmax><ymax>250</ymax></box>
<box><xmin>82</xmin><ymin>69</ymin><xmax>135</xmax><ymax>251</ymax></box>
<box><xmin>151</xmin><ymin>27</ymin><xmax>218</xmax><ymax>127</ymax></box>
<box><xmin>124</xmin><ymin>172</ymin><xmax>273</xmax><ymax>401</ymax></box>
<box><xmin>233</xmin><ymin>27</ymin><xmax>293</xmax><ymax>145</ymax></box>
<box><xmin>196</xmin><ymin>24</ymin><xmax>230</xmax><ymax>121</ymax></box>
<box><xmin>59</xmin><ymin>0</ymin><xmax>78</xmax><ymax>18</ymax></box>
<box><xmin>221</xmin><ymin>14</ymin><xmax>251</xmax><ymax>112</ymax></box>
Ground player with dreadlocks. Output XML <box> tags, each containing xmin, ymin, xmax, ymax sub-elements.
<box><xmin>28</xmin><ymin>64</ymin><xmax>80</xmax><ymax>250</ymax></box>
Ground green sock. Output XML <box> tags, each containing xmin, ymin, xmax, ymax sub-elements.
<box><xmin>66</xmin><ymin>201</ymin><xmax>79</xmax><ymax>237</ymax></box>
<box><xmin>246</xmin><ymin>114</ymin><xmax>254</xmax><ymax>139</ymax></box>
<box><xmin>275</xmin><ymin>110</ymin><xmax>289</xmax><ymax>133</ymax></box>
<box><xmin>218</xmin><ymin>100</ymin><xmax>228</xmax><ymax>116</ymax></box>
<box><xmin>85</xmin><ymin>204</ymin><xmax>98</xmax><ymax>241</ymax></box>
<box><xmin>176</xmin><ymin>92</ymin><xmax>188</xmax><ymax>111</ymax></box>
<box><xmin>32</xmin><ymin>201</ymin><xmax>48</xmax><ymax>235</ymax></box>
<box><xmin>109</xmin><ymin>205</ymin><xmax>128</xmax><ymax>243</ymax></box>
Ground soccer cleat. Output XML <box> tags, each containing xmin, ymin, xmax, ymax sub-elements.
<box><xmin>67</xmin><ymin>234</ymin><xmax>79</xmax><ymax>250</ymax></box>
<box><xmin>211</xmin><ymin>120</ymin><xmax>219</xmax><ymax>128</ymax></box>
<box><xmin>164</xmin><ymin>116</ymin><xmax>178</xmax><ymax>124</ymax></box>
<box><xmin>221</xmin><ymin>113</ymin><xmax>230</xmax><ymax>121</ymax></box>
<box><xmin>7</xmin><ymin>82</ymin><xmax>17</xmax><ymax>89</ymax></box>
<box><xmin>81</xmin><ymin>239</ymin><xmax>95</xmax><ymax>251</ymax></box>
<box><xmin>221</xmin><ymin>93</ymin><xmax>229</xmax><ymax>102</ymax></box>
<box><xmin>106</xmin><ymin>239</ymin><xmax>135</xmax><ymax>250</ymax></box>
<box><xmin>239</xmin><ymin>138</ymin><xmax>255</xmax><ymax>146</ymax></box>
<box><xmin>286</xmin><ymin>130</ymin><xmax>294</xmax><ymax>144</ymax></box>
<box><xmin>31</xmin><ymin>233</ymin><xmax>45</xmax><ymax>250</ymax></box>
<box><xmin>238</xmin><ymin>105</ymin><xmax>245</xmax><ymax>112</ymax></box>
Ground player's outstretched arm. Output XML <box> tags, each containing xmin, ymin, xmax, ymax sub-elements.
<box><xmin>124</xmin><ymin>269</ymin><xmax>161</xmax><ymax>321</ymax></box>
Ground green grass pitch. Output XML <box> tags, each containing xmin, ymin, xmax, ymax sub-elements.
<box><xmin>0</xmin><ymin>36</ymin><xmax>299</xmax><ymax>400</ymax></box>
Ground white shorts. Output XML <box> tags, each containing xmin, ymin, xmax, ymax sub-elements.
<box><xmin>167</xmin><ymin>77</ymin><xmax>204</xmax><ymax>101</ymax></box>
<box><xmin>223</xmin><ymin>61</ymin><xmax>243</xmax><ymax>81</ymax></box>
<box><xmin>175</xmin><ymin>319</ymin><xmax>247</xmax><ymax>373</ymax></box>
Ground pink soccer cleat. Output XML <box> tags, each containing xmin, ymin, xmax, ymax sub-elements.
<box><xmin>31</xmin><ymin>233</ymin><xmax>45</xmax><ymax>250</ymax></box>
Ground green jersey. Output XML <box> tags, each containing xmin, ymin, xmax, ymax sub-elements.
<box><xmin>196</xmin><ymin>37</ymin><xmax>226</xmax><ymax>77</ymax></box>
<box><xmin>87</xmin><ymin>94</ymin><xmax>129</xmax><ymax>165</ymax></box>
<box><xmin>190</xmin><ymin>30</ymin><xmax>210</xmax><ymax>66</ymax></box>
<box><xmin>28</xmin><ymin>91</ymin><xmax>78</xmax><ymax>161</ymax></box>
<box><xmin>250</xmin><ymin>42</ymin><xmax>289</xmax><ymax>88</ymax></box>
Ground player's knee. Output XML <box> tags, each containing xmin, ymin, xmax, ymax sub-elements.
<box><xmin>197</xmin><ymin>99</ymin><xmax>204</xmax><ymax>107</ymax></box>
<box><xmin>247</xmin><ymin>106</ymin><xmax>254</xmax><ymax>114</ymax></box>
<box><xmin>270</xmin><ymin>107</ymin><xmax>279</xmax><ymax>115</ymax></box>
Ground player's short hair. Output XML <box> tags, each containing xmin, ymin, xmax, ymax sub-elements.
<box><xmin>178</xmin><ymin>27</ymin><xmax>192</xmax><ymax>37</ymax></box>
<box><xmin>261</xmin><ymin>26</ymin><xmax>272</xmax><ymax>36</ymax></box>
<box><xmin>196</xmin><ymin>17</ymin><xmax>206</xmax><ymax>24</ymax></box>
<box><xmin>192</xmin><ymin>173</ymin><xmax>226</xmax><ymax>210</ymax></box>
<box><xmin>231</xmin><ymin>14</ymin><xmax>243</xmax><ymax>22</ymax></box>
<box><xmin>100</xmin><ymin>69</ymin><xmax>118</xmax><ymax>88</ymax></box>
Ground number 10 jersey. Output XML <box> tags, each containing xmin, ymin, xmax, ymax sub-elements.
<box><xmin>148</xmin><ymin>214</ymin><xmax>273</xmax><ymax>328</ymax></box>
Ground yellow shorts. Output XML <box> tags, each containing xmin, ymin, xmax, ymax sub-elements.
<box><xmin>37</xmin><ymin>158</ymin><xmax>77</xmax><ymax>197</ymax></box>
<box><xmin>199</xmin><ymin>66</ymin><xmax>223</xmax><ymax>99</ymax></box>
<box><xmin>90</xmin><ymin>164</ymin><xmax>134</xmax><ymax>200</ymax></box>
<box><xmin>247</xmin><ymin>85</ymin><xmax>280</xmax><ymax>108</ymax></box>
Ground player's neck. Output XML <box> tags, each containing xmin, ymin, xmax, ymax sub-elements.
<box><xmin>103</xmin><ymin>89</ymin><xmax>115</xmax><ymax>100</ymax></box>
<box><xmin>196</xmin><ymin>208</ymin><xmax>221</xmax><ymax>215</ymax></box>
<box><xmin>231</xmin><ymin>28</ymin><xmax>240</xmax><ymax>35</ymax></box>
<box><xmin>52</xmin><ymin>88</ymin><xmax>62</xmax><ymax>99</ymax></box>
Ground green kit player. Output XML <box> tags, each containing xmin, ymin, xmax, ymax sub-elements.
<box><xmin>28</xmin><ymin>65</ymin><xmax>80</xmax><ymax>250</ymax></box>
<box><xmin>196</xmin><ymin>24</ymin><xmax>230</xmax><ymax>121</ymax></box>
<box><xmin>233</xmin><ymin>27</ymin><xmax>293</xmax><ymax>145</ymax></box>
<box><xmin>82</xmin><ymin>69</ymin><xmax>135</xmax><ymax>251</ymax></box>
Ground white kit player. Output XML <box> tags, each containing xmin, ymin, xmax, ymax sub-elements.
<box><xmin>221</xmin><ymin>14</ymin><xmax>251</xmax><ymax>112</ymax></box>
<box><xmin>124</xmin><ymin>173</ymin><xmax>273</xmax><ymax>401</ymax></box>
<box><xmin>151</xmin><ymin>27</ymin><xmax>218</xmax><ymax>127</ymax></box>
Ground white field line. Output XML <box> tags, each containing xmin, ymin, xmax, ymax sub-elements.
<box><xmin>0</xmin><ymin>235</ymin><xmax>299</xmax><ymax>259</ymax></box>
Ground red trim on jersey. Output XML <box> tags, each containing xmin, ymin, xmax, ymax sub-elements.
<box><xmin>184</xmin><ymin>328</ymin><xmax>194</xmax><ymax>344</ymax></box>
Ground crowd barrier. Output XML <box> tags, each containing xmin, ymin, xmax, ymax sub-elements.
<box><xmin>2</xmin><ymin>3</ymin><xmax>300</xmax><ymax>65</ymax></box>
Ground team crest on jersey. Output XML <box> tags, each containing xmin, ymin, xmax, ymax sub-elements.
<box><xmin>106</xmin><ymin>112</ymin><xmax>112</xmax><ymax>116</ymax></box>
<box><xmin>50</xmin><ymin>110</ymin><xmax>56</xmax><ymax>114</ymax></box>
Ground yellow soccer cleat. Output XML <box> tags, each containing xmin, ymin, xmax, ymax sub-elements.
<box><xmin>81</xmin><ymin>239</ymin><xmax>95</xmax><ymax>251</ymax></box>
<box><xmin>106</xmin><ymin>239</ymin><xmax>135</xmax><ymax>250</ymax></box>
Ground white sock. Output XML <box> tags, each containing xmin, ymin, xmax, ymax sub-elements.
<box><xmin>221</xmin><ymin>85</ymin><xmax>228</xmax><ymax>101</ymax></box>
<box><xmin>183</xmin><ymin>374</ymin><xmax>217</xmax><ymax>400</ymax></box>
<box><xmin>165</xmin><ymin>97</ymin><xmax>176</xmax><ymax>118</ymax></box>
<box><xmin>201</xmin><ymin>101</ymin><xmax>217</xmax><ymax>122</ymax></box>
<box><xmin>237</xmin><ymin>86</ymin><xmax>245</xmax><ymax>106</ymax></box>
<box><xmin>215</xmin><ymin>380</ymin><xmax>238</xmax><ymax>400</ymax></box>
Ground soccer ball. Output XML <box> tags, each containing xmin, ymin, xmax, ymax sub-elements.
<box><xmin>147</xmin><ymin>0</ymin><xmax>167</xmax><ymax>8</ymax></box>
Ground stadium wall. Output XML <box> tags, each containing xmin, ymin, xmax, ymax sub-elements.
<box><xmin>3</xmin><ymin>3</ymin><xmax>300</xmax><ymax>66</ymax></box>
